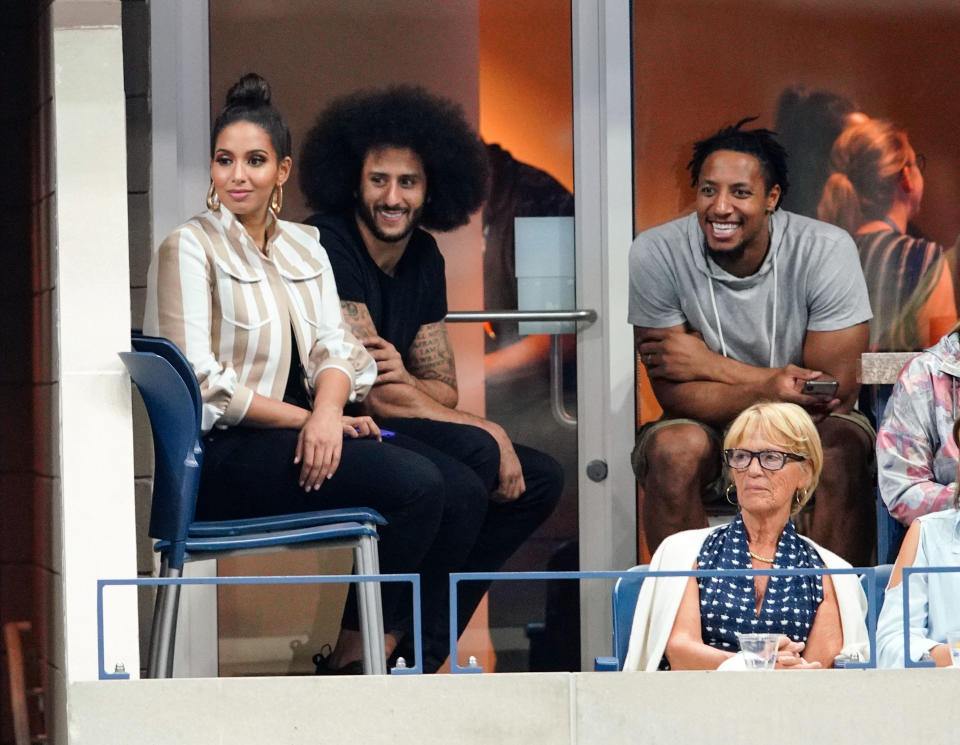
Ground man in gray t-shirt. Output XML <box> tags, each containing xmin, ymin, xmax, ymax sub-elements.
<box><xmin>629</xmin><ymin>120</ymin><xmax>875</xmax><ymax>565</ymax></box>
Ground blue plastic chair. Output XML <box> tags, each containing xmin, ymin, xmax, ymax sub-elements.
<box><xmin>865</xmin><ymin>383</ymin><xmax>908</xmax><ymax>564</ymax></box>
<box><xmin>861</xmin><ymin>563</ymin><xmax>894</xmax><ymax>618</ymax></box>
<box><xmin>594</xmin><ymin>565</ymin><xmax>647</xmax><ymax>671</ymax></box>
<box><xmin>122</xmin><ymin>334</ymin><xmax>388</xmax><ymax>677</ymax></box>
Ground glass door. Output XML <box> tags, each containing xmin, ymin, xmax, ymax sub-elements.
<box><xmin>630</xmin><ymin>0</ymin><xmax>960</xmax><ymax>563</ymax></box>
<box><xmin>200</xmin><ymin>0</ymin><xmax>635</xmax><ymax>673</ymax></box>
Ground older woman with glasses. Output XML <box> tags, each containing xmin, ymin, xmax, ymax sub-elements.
<box><xmin>623</xmin><ymin>402</ymin><xmax>868</xmax><ymax>671</ymax></box>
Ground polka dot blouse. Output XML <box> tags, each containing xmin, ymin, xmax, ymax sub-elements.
<box><xmin>698</xmin><ymin>514</ymin><xmax>824</xmax><ymax>652</ymax></box>
<box><xmin>658</xmin><ymin>515</ymin><xmax>824</xmax><ymax>669</ymax></box>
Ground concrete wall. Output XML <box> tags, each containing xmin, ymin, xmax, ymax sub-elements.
<box><xmin>66</xmin><ymin>669</ymin><xmax>958</xmax><ymax>745</ymax></box>
<box><xmin>50</xmin><ymin>0</ymin><xmax>141</xmax><ymax>685</ymax></box>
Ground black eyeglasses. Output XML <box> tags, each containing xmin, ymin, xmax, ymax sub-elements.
<box><xmin>723</xmin><ymin>448</ymin><xmax>805</xmax><ymax>471</ymax></box>
<box><xmin>911</xmin><ymin>153</ymin><xmax>927</xmax><ymax>174</ymax></box>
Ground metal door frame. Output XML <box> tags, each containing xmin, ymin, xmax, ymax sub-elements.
<box><xmin>571</xmin><ymin>0</ymin><xmax>636</xmax><ymax>668</ymax></box>
<box><xmin>150</xmin><ymin>0</ymin><xmax>636</xmax><ymax>672</ymax></box>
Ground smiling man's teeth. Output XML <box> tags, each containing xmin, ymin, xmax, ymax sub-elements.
<box><xmin>712</xmin><ymin>222</ymin><xmax>738</xmax><ymax>235</ymax></box>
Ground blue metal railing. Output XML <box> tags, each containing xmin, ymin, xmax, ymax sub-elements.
<box><xmin>97</xmin><ymin>564</ymin><xmax>960</xmax><ymax>677</ymax></box>
<box><xmin>448</xmin><ymin>566</ymin><xmax>882</xmax><ymax>672</ymax></box>
<box><xmin>96</xmin><ymin>573</ymin><xmax>421</xmax><ymax>679</ymax></box>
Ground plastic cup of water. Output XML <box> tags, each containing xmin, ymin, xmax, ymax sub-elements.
<box><xmin>736</xmin><ymin>633</ymin><xmax>780</xmax><ymax>670</ymax></box>
<box><xmin>946</xmin><ymin>631</ymin><xmax>960</xmax><ymax>667</ymax></box>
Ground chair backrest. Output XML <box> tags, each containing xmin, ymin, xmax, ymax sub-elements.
<box><xmin>612</xmin><ymin>565</ymin><xmax>648</xmax><ymax>668</ymax></box>
<box><xmin>871</xmin><ymin>383</ymin><xmax>907</xmax><ymax>563</ymax></box>
<box><xmin>120</xmin><ymin>350</ymin><xmax>203</xmax><ymax>552</ymax></box>
<box><xmin>132</xmin><ymin>334</ymin><xmax>202</xmax><ymax>430</ymax></box>
<box><xmin>860</xmin><ymin>563</ymin><xmax>894</xmax><ymax>618</ymax></box>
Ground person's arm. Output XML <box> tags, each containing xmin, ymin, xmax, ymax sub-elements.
<box><xmin>379</xmin><ymin>320</ymin><xmax>460</xmax><ymax>409</ymax></box>
<box><xmin>303</xmin><ymin>261</ymin><xmax>378</xmax><ymax>404</ymax></box>
<box><xmin>801</xmin><ymin>575</ymin><xmax>844</xmax><ymax>667</ymax></box>
<box><xmin>663</xmin><ymin>574</ymin><xmax>736</xmax><ymax>670</ymax></box>
<box><xmin>876</xmin><ymin>367</ymin><xmax>957</xmax><ymax>525</ymax></box>
<box><xmin>876</xmin><ymin>520</ymin><xmax>951</xmax><ymax>666</ymax></box>
<box><xmin>664</xmin><ymin>569</ymin><xmax>819</xmax><ymax>670</ymax></box>
<box><xmin>635</xmin><ymin>326</ymin><xmax>826</xmax><ymax>428</ymax></box>
<box><xmin>914</xmin><ymin>257</ymin><xmax>957</xmax><ymax>347</ymax></box>
<box><xmin>801</xmin><ymin>323</ymin><xmax>869</xmax><ymax>413</ymax></box>
<box><xmin>340</xmin><ymin>299</ymin><xmax>526</xmax><ymax>499</ymax></box>
<box><xmin>339</xmin><ymin>300</ymin><xmax>458</xmax><ymax>408</ymax></box>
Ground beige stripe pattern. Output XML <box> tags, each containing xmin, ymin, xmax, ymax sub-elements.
<box><xmin>144</xmin><ymin>207</ymin><xmax>376</xmax><ymax>433</ymax></box>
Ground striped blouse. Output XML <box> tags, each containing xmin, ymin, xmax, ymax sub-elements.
<box><xmin>144</xmin><ymin>206</ymin><xmax>376</xmax><ymax>433</ymax></box>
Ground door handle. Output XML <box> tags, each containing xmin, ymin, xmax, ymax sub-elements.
<box><xmin>444</xmin><ymin>309</ymin><xmax>597</xmax><ymax>323</ymax></box>
<box><xmin>444</xmin><ymin>309</ymin><xmax>596</xmax><ymax>428</ymax></box>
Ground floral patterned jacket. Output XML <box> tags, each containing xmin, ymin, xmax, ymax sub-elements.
<box><xmin>877</xmin><ymin>331</ymin><xmax>960</xmax><ymax>525</ymax></box>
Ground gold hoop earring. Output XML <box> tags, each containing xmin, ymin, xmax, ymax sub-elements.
<box><xmin>206</xmin><ymin>181</ymin><xmax>220</xmax><ymax>211</ymax></box>
<box><xmin>270</xmin><ymin>184</ymin><xmax>283</xmax><ymax>215</ymax></box>
<box><xmin>725</xmin><ymin>483</ymin><xmax>738</xmax><ymax>507</ymax></box>
<box><xmin>794</xmin><ymin>487</ymin><xmax>808</xmax><ymax>506</ymax></box>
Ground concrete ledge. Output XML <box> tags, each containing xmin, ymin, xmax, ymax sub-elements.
<box><xmin>68</xmin><ymin>669</ymin><xmax>958</xmax><ymax>745</ymax></box>
<box><xmin>860</xmin><ymin>352</ymin><xmax>917</xmax><ymax>385</ymax></box>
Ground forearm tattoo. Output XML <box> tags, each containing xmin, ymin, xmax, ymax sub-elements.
<box><xmin>408</xmin><ymin>322</ymin><xmax>457</xmax><ymax>390</ymax></box>
<box><xmin>340</xmin><ymin>300</ymin><xmax>377</xmax><ymax>339</ymax></box>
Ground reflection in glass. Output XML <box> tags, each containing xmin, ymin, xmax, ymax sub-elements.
<box><xmin>819</xmin><ymin>118</ymin><xmax>957</xmax><ymax>351</ymax></box>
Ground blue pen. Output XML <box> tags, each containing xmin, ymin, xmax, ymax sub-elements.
<box><xmin>346</xmin><ymin>428</ymin><xmax>395</xmax><ymax>438</ymax></box>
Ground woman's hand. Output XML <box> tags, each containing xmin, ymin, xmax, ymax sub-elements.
<box><xmin>342</xmin><ymin>415</ymin><xmax>381</xmax><ymax>441</ymax></box>
<box><xmin>294</xmin><ymin>403</ymin><xmax>344</xmax><ymax>491</ymax></box>
<box><xmin>774</xmin><ymin>637</ymin><xmax>822</xmax><ymax>669</ymax></box>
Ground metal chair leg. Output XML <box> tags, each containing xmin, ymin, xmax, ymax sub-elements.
<box><xmin>147</xmin><ymin>557</ymin><xmax>167</xmax><ymax>677</ymax></box>
<box><xmin>354</xmin><ymin>544</ymin><xmax>373</xmax><ymax>675</ymax></box>
<box><xmin>148</xmin><ymin>563</ymin><xmax>182</xmax><ymax>678</ymax></box>
<box><xmin>354</xmin><ymin>534</ymin><xmax>386</xmax><ymax>674</ymax></box>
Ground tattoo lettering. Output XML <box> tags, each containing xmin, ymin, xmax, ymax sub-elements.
<box><xmin>408</xmin><ymin>322</ymin><xmax>457</xmax><ymax>390</ymax></box>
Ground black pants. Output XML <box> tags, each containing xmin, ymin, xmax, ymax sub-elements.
<box><xmin>198</xmin><ymin>419</ymin><xmax>562</xmax><ymax>672</ymax></box>
<box><xmin>381</xmin><ymin>418</ymin><xmax>563</xmax><ymax>671</ymax></box>
<box><xmin>197</xmin><ymin>427</ymin><xmax>447</xmax><ymax>636</ymax></box>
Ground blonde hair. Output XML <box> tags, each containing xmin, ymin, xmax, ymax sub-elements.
<box><xmin>817</xmin><ymin>118</ymin><xmax>911</xmax><ymax>235</ymax></box>
<box><xmin>723</xmin><ymin>402</ymin><xmax>824</xmax><ymax>514</ymax></box>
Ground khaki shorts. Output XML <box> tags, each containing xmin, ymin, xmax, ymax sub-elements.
<box><xmin>631</xmin><ymin>410</ymin><xmax>876</xmax><ymax>503</ymax></box>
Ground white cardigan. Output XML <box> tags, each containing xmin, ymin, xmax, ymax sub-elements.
<box><xmin>622</xmin><ymin>527</ymin><xmax>869</xmax><ymax>671</ymax></box>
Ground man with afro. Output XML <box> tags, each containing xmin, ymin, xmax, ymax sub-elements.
<box><xmin>301</xmin><ymin>86</ymin><xmax>562</xmax><ymax>672</ymax></box>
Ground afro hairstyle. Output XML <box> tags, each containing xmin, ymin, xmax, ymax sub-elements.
<box><xmin>299</xmin><ymin>85</ymin><xmax>489</xmax><ymax>232</ymax></box>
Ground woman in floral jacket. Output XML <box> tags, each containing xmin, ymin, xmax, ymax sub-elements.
<box><xmin>877</xmin><ymin>326</ymin><xmax>960</xmax><ymax>525</ymax></box>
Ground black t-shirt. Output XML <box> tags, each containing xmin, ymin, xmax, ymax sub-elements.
<box><xmin>305</xmin><ymin>213</ymin><xmax>448</xmax><ymax>357</ymax></box>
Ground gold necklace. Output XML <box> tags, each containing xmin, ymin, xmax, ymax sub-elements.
<box><xmin>748</xmin><ymin>550</ymin><xmax>775</xmax><ymax>564</ymax></box>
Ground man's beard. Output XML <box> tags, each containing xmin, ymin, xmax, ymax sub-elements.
<box><xmin>703</xmin><ymin>237</ymin><xmax>747</xmax><ymax>267</ymax></box>
<box><xmin>356</xmin><ymin>200</ymin><xmax>424</xmax><ymax>243</ymax></box>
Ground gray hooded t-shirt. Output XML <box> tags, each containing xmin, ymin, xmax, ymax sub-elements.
<box><xmin>628</xmin><ymin>210</ymin><xmax>872</xmax><ymax>369</ymax></box>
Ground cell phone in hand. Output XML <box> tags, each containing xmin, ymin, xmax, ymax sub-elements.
<box><xmin>801</xmin><ymin>380</ymin><xmax>839</xmax><ymax>399</ymax></box>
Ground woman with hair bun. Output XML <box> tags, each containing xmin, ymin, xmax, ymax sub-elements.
<box><xmin>144</xmin><ymin>73</ymin><xmax>451</xmax><ymax>674</ymax></box>
<box><xmin>818</xmin><ymin>117</ymin><xmax>957</xmax><ymax>352</ymax></box>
